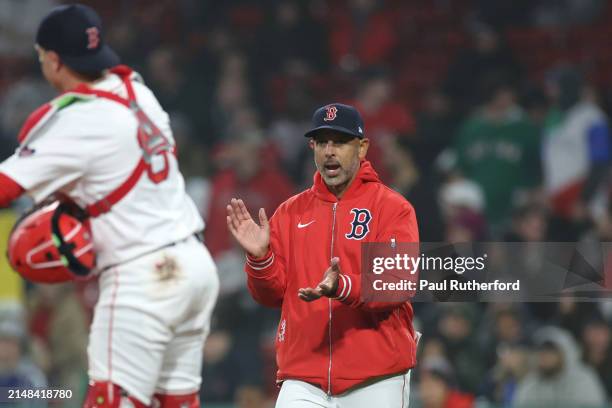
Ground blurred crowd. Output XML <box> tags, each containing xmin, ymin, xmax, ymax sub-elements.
<box><xmin>1</xmin><ymin>0</ymin><xmax>611</xmax><ymax>407</ymax></box>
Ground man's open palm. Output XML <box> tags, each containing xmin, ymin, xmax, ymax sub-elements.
<box><xmin>226</xmin><ymin>198</ymin><xmax>270</xmax><ymax>258</ymax></box>
<box><xmin>298</xmin><ymin>257</ymin><xmax>341</xmax><ymax>302</ymax></box>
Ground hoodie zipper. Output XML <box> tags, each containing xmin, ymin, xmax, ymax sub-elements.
<box><xmin>327</xmin><ymin>202</ymin><xmax>338</xmax><ymax>395</ymax></box>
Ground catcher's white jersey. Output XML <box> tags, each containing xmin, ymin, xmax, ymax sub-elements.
<box><xmin>0</xmin><ymin>72</ymin><xmax>203</xmax><ymax>270</ymax></box>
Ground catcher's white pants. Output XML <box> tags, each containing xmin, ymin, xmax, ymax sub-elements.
<box><xmin>276</xmin><ymin>371</ymin><xmax>411</xmax><ymax>408</ymax></box>
<box><xmin>88</xmin><ymin>236</ymin><xmax>219</xmax><ymax>405</ymax></box>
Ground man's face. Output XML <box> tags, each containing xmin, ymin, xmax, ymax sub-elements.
<box><xmin>537</xmin><ymin>347</ymin><xmax>563</xmax><ymax>378</ymax></box>
<box><xmin>310</xmin><ymin>130</ymin><xmax>369</xmax><ymax>193</ymax></box>
<box><xmin>419</xmin><ymin>372</ymin><xmax>448</xmax><ymax>408</ymax></box>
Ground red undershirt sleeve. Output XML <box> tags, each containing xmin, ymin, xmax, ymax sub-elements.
<box><xmin>0</xmin><ymin>173</ymin><xmax>25</xmax><ymax>207</ymax></box>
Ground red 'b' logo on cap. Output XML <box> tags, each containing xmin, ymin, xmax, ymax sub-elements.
<box><xmin>323</xmin><ymin>105</ymin><xmax>338</xmax><ymax>121</ymax></box>
<box><xmin>86</xmin><ymin>27</ymin><xmax>100</xmax><ymax>50</ymax></box>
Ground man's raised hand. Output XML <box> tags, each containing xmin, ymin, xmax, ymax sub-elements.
<box><xmin>298</xmin><ymin>257</ymin><xmax>341</xmax><ymax>302</ymax></box>
<box><xmin>226</xmin><ymin>198</ymin><xmax>270</xmax><ymax>258</ymax></box>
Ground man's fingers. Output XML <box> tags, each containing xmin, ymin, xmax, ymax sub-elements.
<box><xmin>330</xmin><ymin>257</ymin><xmax>341</xmax><ymax>273</ymax></box>
<box><xmin>319</xmin><ymin>259</ymin><xmax>340</xmax><ymax>296</ymax></box>
<box><xmin>226</xmin><ymin>215</ymin><xmax>238</xmax><ymax>236</ymax></box>
<box><xmin>298</xmin><ymin>288</ymin><xmax>309</xmax><ymax>301</ymax></box>
<box><xmin>226</xmin><ymin>204</ymin><xmax>241</xmax><ymax>230</ymax></box>
<box><xmin>228</xmin><ymin>199</ymin><xmax>238</xmax><ymax>220</ymax></box>
<box><xmin>298</xmin><ymin>294</ymin><xmax>312</xmax><ymax>301</ymax></box>
<box><xmin>237</xmin><ymin>199</ymin><xmax>252</xmax><ymax>222</ymax></box>
<box><xmin>258</xmin><ymin>208</ymin><xmax>269</xmax><ymax>229</ymax></box>
<box><xmin>298</xmin><ymin>288</ymin><xmax>312</xmax><ymax>297</ymax></box>
<box><xmin>230</xmin><ymin>198</ymin><xmax>246</xmax><ymax>222</ymax></box>
<box><xmin>230</xmin><ymin>198</ymin><xmax>244</xmax><ymax>222</ymax></box>
<box><xmin>298</xmin><ymin>287</ymin><xmax>321</xmax><ymax>302</ymax></box>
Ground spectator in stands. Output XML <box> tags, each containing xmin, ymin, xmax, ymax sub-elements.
<box><xmin>349</xmin><ymin>68</ymin><xmax>415</xmax><ymax>182</ymax></box>
<box><xmin>482</xmin><ymin>341</ymin><xmax>530</xmax><ymax>407</ymax></box>
<box><xmin>201</xmin><ymin>312</ymin><xmax>275</xmax><ymax>403</ymax></box>
<box><xmin>553</xmin><ymin>299</ymin><xmax>601</xmax><ymax>344</ymax></box>
<box><xmin>105</xmin><ymin>17</ymin><xmax>145</xmax><ymax>69</ymax></box>
<box><xmin>204</xmin><ymin>128</ymin><xmax>294</xmax><ymax>258</ymax></box>
<box><xmin>328</xmin><ymin>0</ymin><xmax>398</xmax><ymax>72</ymax></box>
<box><xmin>267</xmin><ymin>79</ymin><xmax>316</xmax><ymax>185</ymax></box>
<box><xmin>209</xmin><ymin>51</ymin><xmax>256</xmax><ymax>145</ymax></box>
<box><xmin>438</xmin><ymin>178</ymin><xmax>486</xmax><ymax>221</ymax></box>
<box><xmin>438</xmin><ymin>177</ymin><xmax>488</xmax><ymax>242</ymax></box>
<box><xmin>503</xmin><ymin>203</ymin><xmax>548</xmax><ymax>242</ymax></box>
<box><xmin>130</xmin><ymin>1</ymin><xmax>174</xmax><ymax>50</ymax></box>
<box><xmin>0</xmin><ymin>0</ymin><xmax>56</xmax><ymax>57</ymax></box>
<box><xmin>476</xmin><ymin>304</ymin><xmax>530</xmax><ymax>364</ymax></box>
<box><xmin>514</xmin><ymin>326</ymin><xmax>607</xmax><ymax>407</ymax></box>
<box><xmin>497</xmin><ymin>204</ymin><xmax>549</xmax><ymax>295</ymax></box>
<box><xmin>201</xmin><ymin>330</ymin><xmax>239</xmax><ymax>403</ymax></box>
<box><xmin>418</xmin><ymin>357</ymin><xmax>475</xmax><ymax>408</ymax></box>
<box><xmin>443</xmin><ymin>22</ymin><xmax>522</xmax><ymax>113</ymax></box>
<box><xmin>603</xmin><ymin>202</ymin><xmax>612</xmax><ymax>285</ymax></box>
<box><xmin>420</xmin><ymin>337</ymin><xmax>448</xmax><ymax>362</ymax></box>
<box><xmin>521</xmin><ymin>86</ymin><xmax>550</xmax><ymax>129</ymax></box>
<box><xmin>444</xmin><ymin>207</ymin><xmax>488</xmax><ymax>243</ymax></box>
<box><xmin>234</xmin><ymin>384</ymin><xmax>270</xmax><ymax>408</ymax></box>
<box><xmin>435</xmin><ymin>304</ymin><xmax>485</xmax><ymax>394</ymax></box>
<box><xmin>542</xmin><ymin>68</ymin><xmax>611</xmax><ymax>229</ymax></box>
<box><xmin>452</xmin><ymin>80</ymin><xmax>540</xmax><ymax>231</ymax></box>
<box><xmin>0</xmin><ymin>73</ymin><xmax>54</xmax><ymax>158</ymax></box>
<box><xmin>257</xmin><ymin>1</ymin><xmax>328</xmax><ymax>75</ymax></box>
<box><xmin>145</xmin><ymin>47</ymin><xmax>209</xmax><ymax>145</ymax></box>
<box><xmin>352</xmin><ymin>69</ymin><xmax>415</xmax><ymax>137</ymax></box>
<box><xmin>385</xmin><ymin>140</ymin><xmax>445</xmax><ymax>241</ymax></box>
<box><xmin>0</xmin><ymin>304</ymin><xmax>46</xmax><ymax>390</ymax></box>
<box><xmin>412</xmin><ymin>89</ymin><xmax>460</xmax><ymax>175</ymax></box>
<box><xmin>581</xmin><ymin>316</ymin><xmax>612</xmax><ymax>398</ymax></box>
<box><xmin>27</xmin><ymin>284</ymin><xmax>88</xmax><ymax>401</ymax></box>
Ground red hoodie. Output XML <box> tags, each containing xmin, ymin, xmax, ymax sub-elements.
<box><xmin>244</xmin><ymin>160</ymin><xmax>419</xmax><ymax>395</ymax></box>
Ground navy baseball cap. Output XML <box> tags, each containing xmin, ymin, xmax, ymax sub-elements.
<box><xmin>304</xmin><ymin>103</ymin><xmax>365</xmax><ymax>139</ymax></box>
<box><xmin>36</xmin><ymin>4</ymin><xmax>119</xmax><ymax>73</ymax></box>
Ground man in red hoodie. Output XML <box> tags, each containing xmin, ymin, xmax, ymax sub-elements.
<box><xmin>227</xmin><ymin>103</ymin><xmax>420</xmax><ymax>407</ymax></box>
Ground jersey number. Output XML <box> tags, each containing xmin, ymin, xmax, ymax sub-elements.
<box><xmin>132</xmin><ymin>103</ymin><xmax>173</xmax><ymax>184</ymax></box>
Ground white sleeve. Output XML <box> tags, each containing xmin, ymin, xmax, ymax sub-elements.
<box><xmin>0</xmin><ymin>115</ymin><xmax>91</xmax><ymax>203</ymax></box>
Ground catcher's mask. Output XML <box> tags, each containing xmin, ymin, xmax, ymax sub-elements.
<box><xmin>7</xmin><ymin>199</ymin><xmax>96</xmax><ymax>283</ymax></box>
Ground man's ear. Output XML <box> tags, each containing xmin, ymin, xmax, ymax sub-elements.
<box><xmin>47</xmin><ymin>51</ymin><xmax>63</xmax><ymax>73</ymax></box>
<box><xmin>358</xmin><ymin>138</ymin><xmax>369</xmax><ymax>159</ymax></box>
<box><xmin>309</xmin><ymin>138</ymin><xmax>315</xmax><ymax>150</ymax></box>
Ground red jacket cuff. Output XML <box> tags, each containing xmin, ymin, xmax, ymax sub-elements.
<box><xmin>332</xmin><ymin>274</ymin><xmax>354</xmax><ymax>302</ymax></box>
<box><xmin>246</xmin><ymin>248</ymin><xmax>274</xmax><ymax>271</ymax></box>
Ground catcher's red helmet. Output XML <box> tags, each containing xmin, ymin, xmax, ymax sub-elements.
<box><xmin>7</xmin><ymin>200</ymin><xmax>96</xmax><ymax>283</ymax></box>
